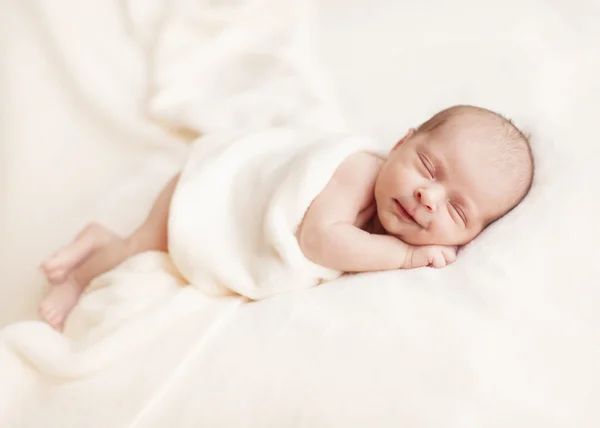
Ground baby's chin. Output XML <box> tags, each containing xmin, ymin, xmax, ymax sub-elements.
<box><xmin>396</xmin><ymin>232</ymin><xmax>445</xmax><ymax>246</ymax></box>
<box><xmin>380</xmin><ymin>218</ymin><xmax>432</xmax><ymax>246</ymax></box>
<box><xmin>399</xmin><ymin>231</ymin><xmax>476</xmax><ymax>247</ymax></box>
<box><xmin>387</xmin><ymin>223</ymin><xmax>465</xmax><ymax>247</ymax></box>
<box><xmin>379</xmin><ymin>208</ymin><xmax>473</xmax><ymax>246</ymax></box>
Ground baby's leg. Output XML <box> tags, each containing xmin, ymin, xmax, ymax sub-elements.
<box><xmin>39</xmin><ymin>173</ymin><xmax>180</xmax><ymax>330</ymax></box>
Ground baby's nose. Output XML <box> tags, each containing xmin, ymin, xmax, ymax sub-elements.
<box><xmin>415</xmin><ymin>188</ymin><xmax>439</xmax><ymax>213</ymax></box>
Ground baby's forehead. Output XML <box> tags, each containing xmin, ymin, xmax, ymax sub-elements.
<box><xmin>433</xmin><ymin>114</ymin><xmax>498</xmax><ymax>140</ymax></box>
<box><xmin>417</xmin><ymin>126</ymin><xmax>517</xmax><ymax>205</ymax></box>
<box><xmin>417</xmin><ymin>122</ymin><xmax>495</xmax><ymax>155</ymax></box>
<box><xmin>419</xmin><ymin>131</ymin><xmax>497</xmax><ymax>172</ymax></box>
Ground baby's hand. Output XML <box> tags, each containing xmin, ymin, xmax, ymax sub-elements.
<box><xmin>405</xmin><ymin>245</ymin><xmax>457</xmax><ymax>269</ymax></box>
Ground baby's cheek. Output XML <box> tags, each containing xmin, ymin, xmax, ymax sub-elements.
<box><xmin>395</xmin><ymin>168</ymin><xmax>419</xmax><ymax>193</ymax></box>
<box><xmin>387</xmin><ymin>168</ymin><xmax>404</xmax><ymax>188</ymax></box>
<box><xmin>431</xmin><ymin>216</ymin><xmax>457</xmax><ymax>241</ymax></box>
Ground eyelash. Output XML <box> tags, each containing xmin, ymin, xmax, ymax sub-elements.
<box><xmin>419</xmin><ymin>154</ymin><xmax>434</xmax><ymax>178</ymax></box>
<box><xmin>418</xmin><ymin>153</ymin><xmax>466</xmax><ymax>225</ymax></box>
<box><xmin>449</xmin><ymin>202</ymin><xmax>466</xmax><ymax>224</ymax></box>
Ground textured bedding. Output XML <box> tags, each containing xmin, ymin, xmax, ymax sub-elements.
<box><xmin>1</xmin><ymin>0</ymin><xmax>598</xmax><ymax>427</ymax></box>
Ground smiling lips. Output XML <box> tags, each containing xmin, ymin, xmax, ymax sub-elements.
<box><xmin>393</xmin><ymin>199</ymin><xmax>418</xmax><ymax>226</ymax></box>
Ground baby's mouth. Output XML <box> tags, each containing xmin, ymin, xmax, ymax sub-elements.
<box><xmin>393</xmin><ymin>199</ymin><xmax>418</xmax><ymax>226</ymax></box>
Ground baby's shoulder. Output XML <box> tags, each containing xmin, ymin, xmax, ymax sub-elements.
<box><xmin>325</xmin><ymin>152</ymin><xmax>383</xmax><ymax>194</ymax></box>
<box><xmin>333</xmin><ymin>151</ymin><xmax>383</xmax><ymax>182</ymax></box>
<box><xmin>339</xmin><ymin>151</ymin><xmax>384</xmax><ymax>173</ymax></box>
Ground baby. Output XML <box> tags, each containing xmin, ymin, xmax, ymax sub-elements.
<box><xmin>38</xmin><ymin>105</ymin><xmax>534</xmax><ymax>330</ymax></box>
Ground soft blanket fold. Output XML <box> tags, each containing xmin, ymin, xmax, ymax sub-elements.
<box><xmin>126</xmin><ymin>0</ymin><xmax>369</xmax><ymax>299</ymax></box>
<box><xmin>125</xmin><ymin>0</ymin><xmax>346</xmax><ymax>137</ymax></box>
<box><xmin>168</xmin><ymin>129</ymin><xmax>381</xmax><ymax>300</ymax></box>
<box><xmin>1</xmin><ymin>0</ymin><xmax>354</xmax><ymax>424</ymax></box>
<box><xmin>2</xmin><ymin>0</ymin><xmax>600</xmax><ymax>427</ymax></box>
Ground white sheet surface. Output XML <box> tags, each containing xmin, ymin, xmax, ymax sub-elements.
<box><xmin>1</xmin><ymin>0</ymin><xmax>599</xmax><ymax>427</ymax></box>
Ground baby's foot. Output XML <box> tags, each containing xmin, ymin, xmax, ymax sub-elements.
<box><xmin>39</xmin><ymin>223</ymin><xmax>135</xmax><ymax>330</ymax></box>
<box><xmin>38</xmin><ymin>277</ymin><xmax>85</xmax><ymax>331</ymax></box>
<box><xmin>40</xmin><ymin>223</ymin><xmax>117</xmax><ymax>285</ymax></box>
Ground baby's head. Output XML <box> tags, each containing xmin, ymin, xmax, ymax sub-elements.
<box><xmin>375</xmin><ymin>105</ymin><xmax>534</xmax><ymax>246</ymax></box>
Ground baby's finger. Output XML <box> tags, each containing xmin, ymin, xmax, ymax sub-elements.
<box><xmin>431</xmin><ymin>252</ymin><xmax>446</xmax><ymax>268</ymax></box>
<box><xmin>443</xmin><ymin>247</ymin><xmax>457</xmax><ymax>264</ymax></box>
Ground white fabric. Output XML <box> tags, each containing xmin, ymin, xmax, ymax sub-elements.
<box><xmin>1</xmin><ymin>1</ymin><xmax>599</xmax><ymax>428</ymax></box>
<box><xmin>169</xmin><ymin>130</ymin><xmax>378</xmax><ymax>299</ymax></box>
<box><xmin>129</xmin><ymin>0</ymin><xmax>361</xmax><ymax>298</ymax></box>
<box><xmin>127</xmin><ymin>0</ymin><xmax>345</xmax><ymax>136</ymax></box>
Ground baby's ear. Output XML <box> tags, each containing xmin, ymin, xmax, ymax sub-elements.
<box><xmin>393</xmin><ymin>128</ymin><xmax>416</xmax><ymax>149</ymax></box>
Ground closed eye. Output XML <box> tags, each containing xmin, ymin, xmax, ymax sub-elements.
<box><xmin>449</xmin><ymin>202</ymin><xmax>467</xmax><ymax>225</ymax></box>
<box><xmin>419</xmin><ymin>154</ymin><xmax>434</xmax><ymax>178</ymax></box>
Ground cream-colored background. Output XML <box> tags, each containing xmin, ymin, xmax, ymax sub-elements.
<box><xmin>1</xmin><ymin>0</ymin><xmax>599</xmax><ymax>427</ymax></box>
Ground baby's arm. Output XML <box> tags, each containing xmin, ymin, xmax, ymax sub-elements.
<box><xmin>297</xmin><ymin>154</ymin><xmax>455</xmax><ymax>272</ymax></box>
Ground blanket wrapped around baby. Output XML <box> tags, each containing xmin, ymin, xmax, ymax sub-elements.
<box><xmin>169</xmin><ymin>129</ymin><xmax>382</xmax><ymax>300</ymax></box>
<box><xmin>124</xmin><ymin>0</ymin><xmax>386</xmax><ymax>299</ymax></box>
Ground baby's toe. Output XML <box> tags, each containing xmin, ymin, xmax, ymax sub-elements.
<box><xmin>46</xmin><ymin>270</ymin><xmax>68</xmax><ymax>285</ymax></box>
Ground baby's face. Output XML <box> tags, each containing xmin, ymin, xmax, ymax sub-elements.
<box><xmin>375</xmin><ymin>127</ymin><xmax>516</xmax><ymax>246</ymax></box>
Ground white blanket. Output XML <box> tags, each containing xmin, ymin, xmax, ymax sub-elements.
<box><xmin>169</xmin><ymin>130</ymin><xmax>378</xmax><ymax>300</ymax></box>
<box><xmin>1</xmin><ymin>0</ymin><xmax>369</xmax><ymax>424</ymax></box>
<box><xmin>1</xmin><ymin>0</ymin><xmax>599</xmax><ymax>427</ymax></box>
<box><xmin>130</xmin><ymin>0</ymin><xmax>380</xmax><ymax>299</ymax></box>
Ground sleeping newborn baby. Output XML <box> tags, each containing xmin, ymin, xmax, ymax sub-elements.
<box><xmin>38</xmin><ymin>105</ymin><xmax>534</xmax><ymax>330</ymax></box>
<box><xmin>298</xmin><ymin>104</ymin><xmax>534</xmax><ymax>271</ymax></box>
